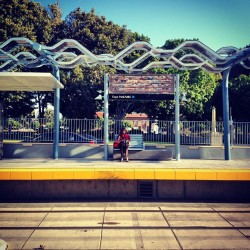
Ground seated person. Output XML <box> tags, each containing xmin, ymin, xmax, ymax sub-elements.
<box><xmin>117</xmin><ymin>127</ymin><xmax>130</xmax><ymax>162</ymax></box>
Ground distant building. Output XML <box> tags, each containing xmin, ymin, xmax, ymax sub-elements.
<box><xmin>94</xmin><ymin>112</ymin><xmax>149</xmax><ymax>133</ymax></box>
<box><xmin>125</xmin><ymin>113</ymin><xmax>149</xmax><ymax>133</ymax></box>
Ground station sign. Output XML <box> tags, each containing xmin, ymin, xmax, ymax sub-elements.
<box><xmin>109</xmin><ymin>74</ymin><xmax>174</xmax><ymax>100</ymax></box>
<box><xmin>109</xmin><ymin>94</ymin><xmax>174</xmax><ymax>101</ymax></box>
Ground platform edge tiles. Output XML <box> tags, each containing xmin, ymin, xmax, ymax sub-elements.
<box><xmin>0</xmin><ymin>168</ymin><xmax>250</xmax><ymax>181</ymax></box>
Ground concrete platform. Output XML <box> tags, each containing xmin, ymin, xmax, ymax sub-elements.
<box><xmin>0</xmin><ymin>159</ymin><xmax>249</xmax><ymax>201</ymax></box>
<box><xmin>0</xmin><ymin>159</ymin><xmax>249</xmax><ymax>181</ymax></box>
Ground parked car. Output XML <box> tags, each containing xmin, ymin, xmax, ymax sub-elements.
<box><xmin>32</xmin><ymin>132</ymin><xmax>103</xmax><ymax>144</ymax></box>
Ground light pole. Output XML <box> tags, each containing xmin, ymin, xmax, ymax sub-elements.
<box><xmin>52</xmin><ymin>65</ymin><xmax>60</xmax><ymax>160</ymax></box>
<box><xmin>95</xmin><ymin>82</ymin><xmax>109</xmax><ymax>161</ymax></box>
<box><xmin>222</xmin><ymin>67</ymin><xmax>231</xmax><ymax>160</ymax></box>
<box><xmin>103</xmin><ymin>73</ymin><xmax>109</xmax><ymax>160</ymax></box>
<box><xmin>175</xmin><ymin>74</ymin><xmax>180</xmax><ymax>161</ymax></box>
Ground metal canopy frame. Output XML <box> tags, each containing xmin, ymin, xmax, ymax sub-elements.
<box><xmin>0</xmin><ymin>38</ymin><xmax>250</xmax><ymax>160</ymax></box>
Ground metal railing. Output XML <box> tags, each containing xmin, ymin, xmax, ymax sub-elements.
<box><xmin>233</xmin><ymin>122</ymin><xmax>250</xmax><ymax>145</ymax></box>
<box><xmin>3</xmin><ymin>118</ymin><xmax>104</xmax><ymax>143</ymax></box>
<box><xmin>3</xmin><ymin>118</ymin><xmax>250</xmax><ymax>145</ymax></box>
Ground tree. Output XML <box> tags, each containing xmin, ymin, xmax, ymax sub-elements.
<box><xmin>57</xmin><ymin>8</ymin><xmax>150</xmax><ymax>119</ymax></box>
<box><xmin>140</xmin><ymin>39</ymin><xmax>220</xmax><ymax>121</ymax></box>
<box><xmin>0</xmin><ymin>0</ymin><xmax>63</xmax><ymax>118</ymax></box>
<box><xmin>183</xmin><ymin>69</ymin><xmax>219</xmax><ymax>120</ymax></box>
<box><xmin>63</xmin><ymin>8</ymin><xmax>149</xmax><ymax>55</ymax></box>
<box><xmin>210</xmin><ymin>62</ymin><xmax>250</xmax><ymax>122</ymax></box>
<box><xmin>229</xmin><ymin>74</ymin><xmax>250</xmax><ymax>121</ymax></box>
<box><xmin>0</xmin><ymin>91</ymin><xmax>34</xmax><ymax>118</ymax></box>
<box><xmin>0</xmin><ymin>0</ymin><xmax>57</xmax><ymax>44</ymax></box>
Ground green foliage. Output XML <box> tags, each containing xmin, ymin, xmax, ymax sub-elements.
<box><xmin>211</xmin><ymin>63</ymin><xmax>249</xmax><ymax>122</ymax></box>
<box><xmin>136</xmin><ymin>62</ymin><xmax>219</xmax><ymax>121</ymax></box>
<box><xmin>6</xmin><ymin>118</ymin><xmax>22</xmax><ymax>129</ymax></box>
<box><xmin>122</xmin><ymin>120</ymin><xmax>133</xmax><ymax>129</ymax></box>
<box><xmin>183</xmin><ymin>69</ymin><xmax>218</xmax><ymax>120</ymax></box>
<box><xmin>141</xmin><ymin>40</ymin><xmax>219</xmax><ymax>121</ymax></box>
<box><xmin>0</xmin><ymin>91</ymin><xmax>34</xmax><ymax>117</ymax></box>
<box><xmin>229</xmin><ymin>74</ymin><xmax>250</xmax><ymax>121</ymax></box>
<box><xmin>58</xmin><ymin>8</ymin><xmax>149</xmax><ymax>119</ymax></box>
<box><xmin>44</xmin><ymin>108</ymin><xmax>55</xmax><ymax>120</ymax></box>
<box><xmin>60</xmin><ymin>65</ymin><xmax>115</xmax><ymax>118</ymax></box>
<box><xmin>0</xmin><ymin>0</ymin><xmax>56</xmax><ymax>44</ymax></box>
<box><xmin>45</xmin><ymin>121</ymin><xmax>54</xmax><ymax>130</ymax></box>
<box><xmin>31</xmin><ymin>120</ymin><xmax>40</xmax><ymax>130</ymax></box>
<box><xmin>63</xmin><ymin>8</ymin><xmax>149</xmax><ymax>55</ymax></box>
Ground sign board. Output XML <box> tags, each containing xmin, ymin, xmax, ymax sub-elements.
<box><xmin>109</xmin><ymin>74</ymin><xmax>174</xmax><ymax>100</ymax></box>
<box><xmin>109</xmin><ymin>94</ymin><xmax>174</xmax><ymax>100</ymax></box>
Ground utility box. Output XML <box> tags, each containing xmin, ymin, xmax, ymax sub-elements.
<box><xmin>0</xmin><ymin>103</ymin><xmax>3</xmax><ymax>159</ymax></box>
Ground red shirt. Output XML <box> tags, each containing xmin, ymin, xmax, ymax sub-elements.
<box><xmin>118</xmin><ymin>133</ymin><xmax>130</xmax><ymax>141</ymax></box>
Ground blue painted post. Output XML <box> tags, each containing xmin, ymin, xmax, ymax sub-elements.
<box><xmin>222</xmin><ymin>67</ymin><xmax>231</xmax><ymax>160</ymax></box>
<box><xmin>175</xmin><ymin>74</ymin><xmax>180</xmax><ymax>161</ymax></box>
<box><xmin>53</xmin><ymin>65</ymin><xmax>60</xmax><ymax>160</ymax></box>
<box><xmin>104</xmin><ymin>73</ymin><xmax>109</xmax><ymax>160</ymax></box>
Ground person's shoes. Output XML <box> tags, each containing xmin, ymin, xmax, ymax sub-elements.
<box><xmin>120</xmin><ymin>158</ymin><xmax>124</xmax><ymax>162</ymax></box>
<box><xmin>126</xmin><ymin>158</ymin><xmax>129</xmax><ymax>162</ymax></box>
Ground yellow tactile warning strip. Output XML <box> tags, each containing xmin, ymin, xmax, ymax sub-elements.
<box><xmin>0</xmin><ymin>168</ymin><xmax>250</xmax><ymax>181</ymax></box>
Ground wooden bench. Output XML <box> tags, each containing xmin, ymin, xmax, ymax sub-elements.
<box><xmin>114</xmin><ymin>134</ymin><xmax>145</xmax><ymax>151</ymax></box>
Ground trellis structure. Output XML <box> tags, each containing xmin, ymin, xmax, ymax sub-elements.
<box><xmin>0</xmin><ymin>38</ymin><xmax>250</xmax><ymax>160</ymax></box>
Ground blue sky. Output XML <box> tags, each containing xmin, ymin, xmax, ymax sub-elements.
<box><xmin>38</xmin><ymin>0</ymin><xmax>249</xmax><ymax>51</ymax></box>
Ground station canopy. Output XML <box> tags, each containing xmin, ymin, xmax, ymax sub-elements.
<box><xmin>0</xmin><ymin>72</ymin><xmax>64</xmax><ymax>92</ymax></box>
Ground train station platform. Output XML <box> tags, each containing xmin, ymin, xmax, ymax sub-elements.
<box><xmin>0</xmin><ymin>159</ymin><xmax>250</xmax><ymax>201</ymax></box>
<box><xmin>0</xmin><ymin>159</ymin><xmax>250</xmax><ymax>181</ymax></box>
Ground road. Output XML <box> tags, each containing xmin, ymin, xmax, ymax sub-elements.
<box><xmin>0</xmin><ymin>202</ymin><xmax>249</xmax><ymax>249</ymax></box>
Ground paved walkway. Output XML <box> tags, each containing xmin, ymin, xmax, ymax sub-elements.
<box><xmin>0</xmin><ymin>158</ymin><xmax>250</xmax><ymax>169</ymax></box>
<box><xmin>0</xmin><ymin>202</ymin><xmax>249</xmax><ymax>250</ymax></box>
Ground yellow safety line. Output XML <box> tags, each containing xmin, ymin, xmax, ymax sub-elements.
<box><xmin>0</xmin><ymin>168</ymin><xmax>250</xmax><ymax>181</ymax></box>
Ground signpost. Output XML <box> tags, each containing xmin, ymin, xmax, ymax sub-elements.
<box><xmin>104</xmin><ymin>73</ymin><xmax>179</xmax><ymax>161</ymax></box>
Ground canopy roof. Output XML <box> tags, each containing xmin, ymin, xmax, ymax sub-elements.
<box><xmin>0</xmin><ymin>72</ymin><xmax>64</xmax><ymax>91</ymax></box>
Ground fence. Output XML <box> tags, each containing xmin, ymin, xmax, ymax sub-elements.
<box><xmin>3</xmin><ymin>118</ymin><xmax>250</xmax><ymax>146</ymax></box>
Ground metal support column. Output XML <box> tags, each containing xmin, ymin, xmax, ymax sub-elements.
<box><xmin>175</xmin><ymin>74</ymin><xmax>180</xmax><ymax>161</ymax></box>
<box><xmin>53</xmin><ymin>65</ymin><xmax>60</xmax><ymax>160</ymax></box>
<box><xmin>222</xmin><ymin>67</ymin><xmax>231</xmax><ymax>160</ymax></box>
<box><xmin>104</xmin><ymin>73</ymin><xmax>109</xmax><ymax>160</ymax></box>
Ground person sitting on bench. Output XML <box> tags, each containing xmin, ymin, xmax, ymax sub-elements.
<box><xmin>117</xmin><ymin>127</ymin><xmax>131</xmax><ymax>162</ymax></box>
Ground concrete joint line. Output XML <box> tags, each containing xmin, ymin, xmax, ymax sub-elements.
<box><xmin>21</xmin><ymin>207</ymin><xmax>53</xmax><ymax>249</ymax></box>
<box><xmin>159</xmin><ymin>207</ymin><xmax>184</xmax><ymax>250</ymax></box>
<box><xmin>1</xmin><ymin>226</ymin><xmax>250</xmax><ymax>230</ymax></box>
<box><xmin>1</xmin><ymin>209</ymin><xmax>250</xmax><ymax>214</ymax></box>
<box><xmin>131</xmin><ymin>212</ymin><xmax>145</xmax><ymax>250</ymax></box>
<box><xmin>98</xmin><ymin>207</ymin><xmax>106</xmax><ymax>250</ymax></box>
<box><xmin>213</xmin><ymin>207</ymin><xmax>250</xmax><ymax>241</ymax></box>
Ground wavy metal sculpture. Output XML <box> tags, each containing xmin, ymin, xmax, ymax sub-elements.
<box><xmin>0</xmin><ymin>37</ymin><xmax>249</xmax><ymax>73</ymax></box>
<box><xmin>0</xmin><ymin>37</ymin><xmax>249</xmax><ymax>161</ymax></box>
